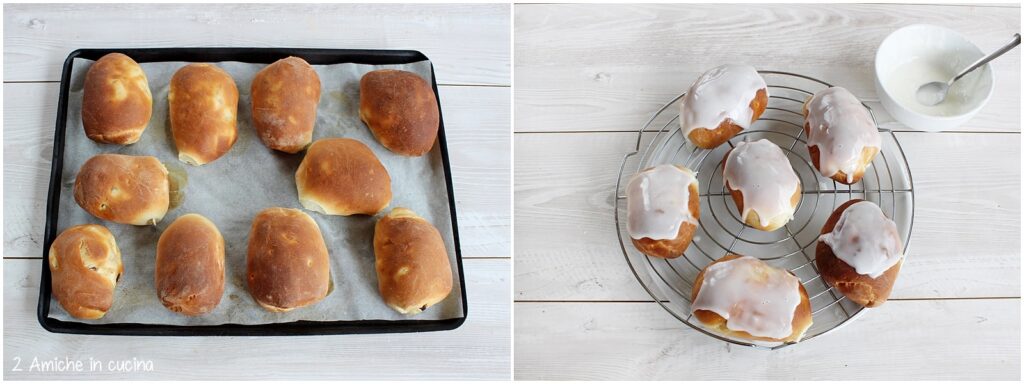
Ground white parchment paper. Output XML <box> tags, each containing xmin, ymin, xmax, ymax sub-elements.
<box><xmin>48</xmin><ymin>57</ymin><xmax>465</xmax><ymax>326</ymax></box>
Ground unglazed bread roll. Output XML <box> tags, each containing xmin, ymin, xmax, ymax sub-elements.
<box><xmin>73</xmin><ymin>154</ymin><xmax>170</xmax><ymax>225</ymax></box>
<box><xmin>817</xmin><ymin>200</ymin><xmax>903</xmax><ymax>307</ymax></box>
<box><xmin>169</xmin><ymin>63</ymin><xmax>239</xmax><ymax>165</ymax></box>
<box><xmin>246</xmin><ymin>208</ymin><xmax>330</xmax><ymax>312</ymax></box>
<box><xmin>679</xmin><ymin>65</ymin><xmax>768</xmax><ymax>149</ymax></box>
<box><xmin>156</xmin><ymin>214</ymin><xmax>225</xmax><ymax>316</ymax></box>
<box><xmin>374</xmin><ymin>208</ymin><xmax>453</xmax><ymax>314</ymax></box>
<box><xmin>723</xmin><ymin>139</ymin><xmax>801</xmax><ymax>231</ymax></box>
<box><xmin>251</xmin><ymin>56</ymin><xmax>321</xmax><ymax>153</ymax></box>
<box><xmin>359</xmin><ymin>69</ymin><xmax>440</xmax><ymax>156</ymax></box>
<box><xmin>803</xmin><ymin>87</ymin><xmax>881</xmax><ymax>184</ymax></box>
<box><xmin>296</xmin><ymin>138</ymin><xmax>391</xmax><ymax>216</ymax></box>
<box><xmin>48</xmin><ymin>224</ymin><xmax>123</xmax><ymax>319</ymax></box>
<box><xmin>625</xmin><ymin>164</ymin><xmax>700</xmax><ymax>259</ymax></box>
<box><xmin>82</xmin><ymin>53</ymin><xmax>152</xmax><ymax>144</ymax></box>
<box><xmin>691</xmin><ymin>254</ymin><xmax>812</xmax><ymax>343</ymax></box>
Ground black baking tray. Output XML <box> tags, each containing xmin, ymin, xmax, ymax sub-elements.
<box><xmin>38</xmin><ymin>48</ymin><xmax>467</xmax><ymax>335</ymax></box>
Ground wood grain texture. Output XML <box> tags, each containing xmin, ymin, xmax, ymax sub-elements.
<box><xmin>3</xmin><ymin>258</ymin><xmax>510</xmax><ymax>380</ymax></box>
<box><xmin>514</xmin><ymin>131</ymin><xmax>1020</xmax><ymax>301</ymax></box>
<box><xmin>514</xmin><ymin>300</ymin><xmax>1020</xmax><ymax>380</ymax></box>
<box><xmin>4</xmin><ymin>3</ymin><xmax>510</xmax><ymax>86</ymax></box>
<box><xmin>514</xmin><ymin>3</ymin><xmax>1021</xmax><ymax>133</ymax></box>
<box><xmin>2</xmin><ymin>83</ymin><xmax>510</xmax><ymax>258</ymax></box>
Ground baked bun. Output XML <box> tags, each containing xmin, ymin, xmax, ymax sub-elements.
<box><xmin>82</xmin><ymin>53</ymin><xmax>152</xmax><ymax>144</ymax></box>
<box><xmin>169</xmin><ymin>63</ymin><xmax>239</xmax><ymax>165</ymax></box>
<box><xmin>679</xmin><ymin>65</ymin><xmax>768</xmax><ymax>149</ymax></box>
<box><xmin>246</xmin><ymin>207</ymin><xmax>330</xmax><ymax>312</ymax></box>
<box><xmin>691</xmin><ymin>254</ymin><xmax>812</xmax><ymax>343</ymax></box>
<box><xmin>296</xmin><ymin>138</ymin><xmax>391</xmax><ymax>216</ymax></box>
<box><xmin>359</xmin><ymin>69</ymin><xmax>440</xmax><ymax>156</ymax></box>
<box><xmin>723</xmin><ymin>139</ymin><xmax>800</xmax><ymax>231</ymax></box>
<box><xmin>73</xmin><ymin>154</ymin><xmax>170</xmax><ymax>225</ymax></box>
<box><xmin>374</xmin><ymin>208</ymin><xmax>453</xmax><ymax>314</ymax></box>
<box><xmin>251</xmin><ymin>56</ymin><xmax>321</xmax><ymax>153</ymax></box>
<box><xmin>625</xmin><ymin>164</ymin><xmax>700</xmax><ymax>258</ymax></box>
<box><xmin>816</xmin><ymin>199</ymin><xmax>903</xmax><ymax>307</ymax></box>
<box><xmin>156</xmin><ymin>214</ymin><xmax>225</xmax><ymax>316</ymax></box>
<box><xmin>803</xmin><ymin>87</ymin><xmax>881</xmax><ymax>184</ymax></box>
<box><xmin>48</xmin><ymin>224</ymin><xmax>123</xmax><ymax>319</ymax></box>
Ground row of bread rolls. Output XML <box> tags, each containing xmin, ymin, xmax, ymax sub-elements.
<box><xmin>82</xmin><ymin>53</ymin><xmax>440</xmax><ymax>160</ymax></box>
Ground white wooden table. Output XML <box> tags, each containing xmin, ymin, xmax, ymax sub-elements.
<box><xmin>514</xmin><ymin>3</ymin><xmax>1020</xmax><ymax>380</ymax></box>
<box><xmin>3</xmin><ymin>4</ymin><xmax>510</xmax><ymax>380</ymax></box>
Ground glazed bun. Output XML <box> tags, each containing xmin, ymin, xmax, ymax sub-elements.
<box><xmin>359</xmin><ymin>69</ymin><xmax>440</xmax><ymax>156</ymax></box>
<box><xmin>691</xmin><ymin>254</ymin><xmax>812</xmax><ymax>343</ymax></box>
<box><xmin>374</xmin><ymin>208</ymin><xmax>453</xmax><ymax>314</ymax></box>
<box><xmin>73</xmin><ymin>154</ymin><xmax>169</xmax><ymax>225</ymax></box>
<box><xmin>723</xmin><ymin>139</ymin><xmax>800</xmax><ymax>231</ymax></box>
<box><xmin>169</xmin><ymin>63</ymin><xmax>239</xmax><ymax>165</ymax></box>
<box><xmin>251</xmin><ymin>56</ymin><xmax>321</xmax><ymax>153</ymax></box>
<box><xmin>816</xmin><ymin>199</ymin><xmax>903</xmax><ymax>307</ymax></box>
<box><xmin>296</xmin><ymin>138</ymin><xmax>392</xmax><ymax>216</ymax></box>
<box><xmin>156</xmin><ymin>214</ymin><xmax>225</xmax><ymax>316</ymax></box>
<box><xmin>82</xmin><ymin>53</ymin><xmax>152</xmax><ymax>145</ymax></box>
<box><xmin>625</xmin><ymin>164</ymin><xmax>700</xmax><ymax>258</ymax></box>
<box><xmin>679</xmin><ymin>65</ymin><xmax>768</xmax><ymax>149</ymax></box>
<box><xmin>246</xmin><ymin>207</ymin><xmax>331</xmax><ymax>312</ymax></box>
<box><xmin>48</xmin><ymin>224</ymin><xmax>123</xmax><ymax>319</ymax></box>
<box><xmin>803</xmin><ymin>87</ymin><xmax>881</xmax><ymax>185</ymax></box>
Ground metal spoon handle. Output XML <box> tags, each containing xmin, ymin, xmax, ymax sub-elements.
<box><xmin>952</xmin><ymin>33</ymin><xmax>1021</xmax><ymax>84</ymax></box>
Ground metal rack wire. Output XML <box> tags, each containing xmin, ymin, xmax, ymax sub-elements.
<box><xmin>613</xmin><ymin>71</ymin><xmax>915</xmax><ymax>350</ymax></box>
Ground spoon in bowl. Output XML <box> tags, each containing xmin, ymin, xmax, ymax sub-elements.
<box><xmin>916</xmin><ymin>33</ymin><xmax>1020</xmax><ymax>106</ymax></box>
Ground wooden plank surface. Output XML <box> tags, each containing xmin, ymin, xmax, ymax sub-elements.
<box><xmin>514</xmin><ymin>3</ymin><xmax>1021</xmax><ymax>133</ymax></box>
<box><xmin>4</xmin><ymin>3</ymin><xmax>511</xmax><ymax>86</ymax></box>
<box><xmin>3</xmin><ymin>258</ymin><xmax>510</xmax><ymax>380</ymax></box>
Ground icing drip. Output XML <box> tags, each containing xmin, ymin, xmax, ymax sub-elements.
<box><xmin>722</xmin><ymin>139</ymin><xmax>800</xmax><ymax>227</ymax></box>
<box><xmin>692</xmin><ymin>256</ymin><xmax>801</xmax><ymax>339</ymax></box>
<box><xmin>626</xmin><ymin>165</ymin><xmax>698</xmax><ymax>240</ymax></box>
<box><xmin>805</xmin><ymin>87</ymin><xmax>881</xmax><ymax>183</ymax></box>
<box><xmin>679</xmin><ymin>64</ymin><xmax>767</xmax><ymax>137</ymax></box>
<box><xmin>819</xmin><ymin>201</ymin><xmax>903</xmax><ymax>278</ymax></box>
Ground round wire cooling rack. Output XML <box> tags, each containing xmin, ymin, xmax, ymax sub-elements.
<box><xmin>613</xmin><ymin>71</ymin><xmax>915</xmax><ymax>350</ymax></box>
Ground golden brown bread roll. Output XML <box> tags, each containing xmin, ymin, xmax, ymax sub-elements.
<box><xmin>155</xmin><ymin>214</ymin><xmax>225</xmax><ymax>316</ymax></box>
<box><xmin>82</xmin><ymin>53</ymin><xmax>152</xmax><ymax>145</ymax></box>
<box><xmin>802</xmin><ymin>87</ymin><xmax>881</xmax><ymax>185</ymax></box>
<box><xmin>625</xmin><ymin>165</ymin><xmax>700</xmax><ymax>259</ymax></box>
<box><xmin>73</xmin><ymin>154</ymin><xmax>170</xmax><ymax>225</ymax></box>
<box><xmin>48</xmin><ymin>224</ymin><xmax>123</xmax><ymax>319</ymax></box>
<box><xmin>295</xmin><ymin>138</ymin><xmax>391</xmax><ymax>216</ymax></box>
<box><xmin>169</xmin><ymin>63</ymin><xmax>239</xmax><ymax>165</ymax></box>
<box><xmin>359</xmin><ymin>69</ymin><xmax>440</xmax><ymax>156</ymax></box>
<box><xmin>246</xmin><ymin>207</ymin><xmax>330</xmax><ymax>312</ymax></box>
<box><xmin>691</xmin><ymin>254</ymin><xmax>812</xmax><ymax>343</ymax></box>
<box><xmin>680</xmin><ymin>65</ymin><xmax>768</xmax><ymax>149</ymax></box>
<box><xmin>816</xmin><ymin>199</ymin><xmax>904</xmax><ymax>307</ymax></box>
<box><xmin>251</xmin><ymin>56</ymin><xmax>321</xmax><ymax>153</ymax></box>
<box><xmin>374</xmin><ymin>208</ymin><xmax>453</xmax><ymax>314</ymax></box>
<box><xmin>722</xmin><ymin>139</ymin><xmax>801</xmax><ymax>231</ymax></box>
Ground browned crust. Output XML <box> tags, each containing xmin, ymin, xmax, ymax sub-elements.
<box><xmin>82</xmin><ymin>53</ymin><xmax>152</xmax><ymax>145</ymax></box>
<box><xmin>251</xmin><ymin>56</ymin><xmax>321</xmax><ymax>153</ymax></box>
<box><xmin>156</xmin><ymin>214</ymin><xmax>225</xmax><ymax>316</ymax></box>
<box><xmin>169</xmin><ymin>63</ymin><xmax>239</xmax><ymax>165</ymax></box>
<box><xmin>48</xmin><ymin>224</ymin><xmax>123</xmax><ymax>319</ymax></box>
<box><xmin>722</xmin><ymin>147</ymin><xmax>801</xmax><ymax>231</ymax></box>
<box><xmin>686</xmin><ymin>88</ymin><xmax>767</xmax><ymax>149</ymax></box>
<box><xmin>246</xmin><ymin>208</ymin><xmax>330</xmax><ymax>312</ymax></box>
<box><xmin>295</xmin><ymin>138</ymin><xmax>392</xmax><ymax>216</ymax></box>
<box><xmin>802</xmin><ymin>116</ymin><xmax>881</xmax><ymax>185</ymax></box>
<box><xmin>72</xmin><ymin>154</ymin><xmax>170</xmax><ymax>225</ymax></box>
<box><xmin>374</xmin><ymin>208</ymin><xmax>453</xmax><ymax>314</ymax></box>
<box><xmin>691</xmin><ymin>254</ymin><xmax>813</xmax><ymax>343</ymax></box>
<box><xmin>359</xmin><ymin>69</ymin><xmax>440</xmax><ymax>156</ymax></box>
<box><xmin>630</xmin><ymin>179</ymin><xmax>700</xmax><ymax>259</ymax></box>
<box><xmin>815</xmin><ymin>199</ymin><xmax>902</xmax><ymax>307</ymax></box>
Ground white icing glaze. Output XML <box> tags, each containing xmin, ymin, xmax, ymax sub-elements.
<box><xmin>679</xmin><ymin>64</ymin><xmax>767</xmax><ymax>137</ymax></box>
<box><xmin>692</xmin><ymin>256</ymin><xmax>802</xmax><ymax>339</ymax></box>
<box><xmin>819</xmin><ymin>201</ymin><xmax>903</xmax><ymax>278</ymax></box>
<box><xmin>626</xmin><ymin>165</ymin><xmax>698</xmax><ymax>240</ymax></box>
<box><xmin>722</xmin><ymin>139</ymin><xmax>800</xmax><ymax>227</ymax></box>
<box><xmin>805</xmin><ymin>87</ymin><xmax>881</xmax><ymax>183</ymax></box>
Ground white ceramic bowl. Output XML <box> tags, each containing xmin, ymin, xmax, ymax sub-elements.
<box><xmin>874</xmin><ymin>24</ymin><xmax>995</xmax><ymax>131</ymax></box>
